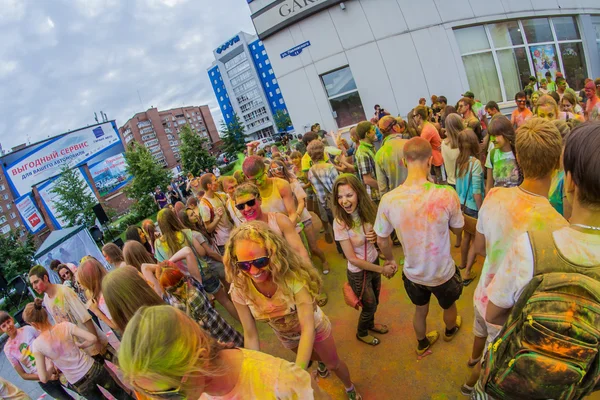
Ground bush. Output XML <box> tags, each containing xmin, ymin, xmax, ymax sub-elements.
<box><xmin>220</xmin><ymin>163</ymin><xmax>237</xmax><ymax>176</ymax></box>
<box><xmin>117</xmin><ymin>213</ymin><xmax>142</xmax><ymax>232</ymax></box>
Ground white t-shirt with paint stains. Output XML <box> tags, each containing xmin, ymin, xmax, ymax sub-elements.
<box><xmin>473</xmin><ymin>187</ymin><xmax>567</xmax><ymax>317</ymax></box>
<box><xmin>374</xmin><ymin>182</ymin><xmax>464</xmax><ymax>286</ymax></box>
<box><xmin>487</xmin><ymin>227</ymin><xmax>600</xmax><ymax>310</ymax></box>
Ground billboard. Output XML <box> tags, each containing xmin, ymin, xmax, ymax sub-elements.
<box><xmin>14</xmin><ymin>194</ymin><xmax>46</xmax><ymax>233</ymax></box>
<box><xmin>37</xmin><ymin>169</ymin><xmax>96</xmax><ymax>229</ymax></box>
<box><xmin>89</xmin><ymin>153</ymin><xmax>132</xmax><ymax>197</ymax></box>
<box><xmin>4</xmin><ymin>121</ymin><xmax>121</xmax><ymax>197</ymax></box>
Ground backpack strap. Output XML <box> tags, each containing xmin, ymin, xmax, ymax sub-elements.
<box><xmin>201</xmin><ymin>197</ymin><xmax>215</xmax><ymax>222</ymax></box>
<box><xmin>529</xmin><ymin>230</ymin><xmax>600</xmax><ymax>279</ymax></box>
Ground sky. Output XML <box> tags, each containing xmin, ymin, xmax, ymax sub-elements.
<box><xmin>0</xmin><ymin>0</ymin><xmax>256</xmax><ymax>151</ymax></box>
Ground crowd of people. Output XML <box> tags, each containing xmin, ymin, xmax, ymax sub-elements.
<box><xmin>2</xmin><ymin>76</ymin><xmax>600</xmax><ymax>400</ymax></box>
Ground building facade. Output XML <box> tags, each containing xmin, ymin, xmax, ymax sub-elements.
<box><xmin>119</xmin><ymin>105</ymin><xmax>221</xmax><ymax>170</ymax></box>
<box><xmin>247</xmin><ymin>0</ymin><xmax>600</xmax><ymax>133</ymax></box>
<box><xmin>208</xmin><ymin>31</ymin><xmax>291</xmax><ymax>141</ymax></box>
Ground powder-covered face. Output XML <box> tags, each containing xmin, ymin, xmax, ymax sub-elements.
<box><xmin>29</xmin><ymin>275</ymin><xmax>48</xmax><ymax>294</ymax></box>
<box><xmin>236</xmin><ymin>193</ymin><xmax>261</xmax><ymax>221</ymax></box>
<box><xmin>584</xmin><ymin>86</ymin><xmax>595</xmax><ymax>99</ymax></box>
<box><xmin>537</xmin><ymin>104</ymin><xmax>557</xmax><ymax>121</ymax></box>
<box><xmin>246</xmin><ymin>168</ymin><xmax>267</xmax><ymax>188</ymax></box>
<box><xmin>269</xmin><ymin>163</ymin><xmax>284</xmax><ymax>179</ymax></box>
<box><xmin>186</xmin><ymin>209</ymin><xmax>199</xmax><ymax>224</ymax></box>
<box><xmin>490</xmin><ymin>134</ymin><xmax>507</xmax><ymax>150</ymax></box>
<box><xmin>516</xmin><ymin>97</ymin><xmax>527</xmax><ymax>110</ymax></box>
<box><xmin>0</xmin><ymin>317</ymin><xmax>16</xmax><ymax>335</ymax></box>
<box><xmin>531</xmin><ymin>93</ymin><xmax>540</xmax><ymax>105</ymax></box>
<box><xmin>561</xmin><ymin>100</ymin><xmax>573</xmax><ymax>112</ymax></box>
<box><xmin>222</xmin><ymin>180</ymin><xmax>237</xmax><ymax>197</ymax></box>
<box><xmin>235</xmin><ymin>238</ymin><xmax>271</xmax><ymax>283</ymax></box>
<box><xmin>59</xmin><ymin>269</ymin><xmax>73</xmax><ymax>282</ymax></box>
<box><xmin>337</xmin><ymin>184</ymin><xmax>358</xmax><ymax>215</ymax></box>
<box><xmin>138</xmin><ymin>229</ymin><xmax>147</xmax><ymax>244</ymax></box>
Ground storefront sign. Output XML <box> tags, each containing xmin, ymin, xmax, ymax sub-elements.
<box><xmin>4</xmin><ymin>121</ymin><xmax>121</xmax><ymax>197</ymax></box>
<box><xmin>89</xmin><ymin>153</ymin><xmax>132</xmax><ymax>197</ymax></box>
<box><xmin>252</xmin><ymin>0</ymin><xmax>343</xmax><ymax>39</ymax></box>
<box><xmin>216</xmin><ymin>35</ymin><xmax>240</xmax><ymax>54</ymax></box>
<box><xmin>280</xmin><ymin>41</ymin><xmax>311</xmax><ymax>58</ymax></box>
<box><xmin>15</xmin><ymin>194</ymin><xmax>46</xmax><ymax>233</ymax></box>
<box><xmin>37</xmin><ymin>169</ymin><xmax>96</xmax><ymax>229</ymax></box>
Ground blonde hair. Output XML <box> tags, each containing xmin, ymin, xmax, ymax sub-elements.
<box><xmin>535</xmin><ymin>94</ymin><xmax>559</xmax><ymax>118</ymax></box>
<box><xmin>223</xmin><ymin>221</ymin><xmax>322</xmax><ymax>303</ymax></box>
<box><xmin>123</xmin><ymin>240</ymin><xmax>155</xmax><ymax>271</ymax></box>
<box><xmin>102</xmin><ymin>266</ymin><xmax>164</xmax><ymax>332</ymax></box>
<box><xmin>77</xmin><ymin>258</ymin><xmax>107</xmax><ymax>302</ymax></box>
<box><xmin>444</xmin><ymin>114</ymin><xmax>463</xmax><ymax>148</ymax></box>
<box><xmin>516</xmin><ymin>118</ymin><xmax>562</xmax><ymax>179</ymax></box>
<box><xmin>119</xmin><ymin>306</ymin><xmax>221</xmax><ymax>390</ymax></box>
<box><xmin>102</xmin><ymin>243</ymin><xmax>124</xmax><ymax>264</ymax></box>
<box><xmin>233</xmin><ymin>182</ymin><xmax>261</xmax><ymax>202</ymax></box>
<box><xmin>157</xmin><ymin>208</ymin><xmax>188</xmax><ymax>256</ymax></box>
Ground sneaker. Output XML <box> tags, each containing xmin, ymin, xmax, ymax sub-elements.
<box><xmin>346</xmin><ymin>386</ymin><xmax>362</xmax><ymax>400</ymax></box>
<box><xmin>444</xmin><ymin>316</ymin><xmax>462</xmax><ymax>342</ymax></box>
<box><xmin>416</xmin><ymin>331</ymin><xmax>439</xmax><ymax>355</ymax></box>
<box><xmin>460</xmin><ymin>383</ymin><xmax>474</xmax><ymax>396</ymax></box>
<box><xmin>317</xmin><ymin>362</ymin><xmax>330</xmax><ymax>378</ymax></box>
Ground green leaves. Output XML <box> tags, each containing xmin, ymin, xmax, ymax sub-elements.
<box><xmin>220</xmin><ymin>113</ymin><xmax>247</xmax><ymax>160</ymax></box>
<box><xmin>50</xmin><ymin>166</ymin><xmax>97</xmax><ymax>227</ymax></box>
<box><xmin>179</xmin><ymin>125</ymin><xmax>216</xmax><ymax>176</ymax></box>
<box><xmin>0</xmin><ymin>230</ymin><xmax>35</xmax><ymax>280</ymax></box>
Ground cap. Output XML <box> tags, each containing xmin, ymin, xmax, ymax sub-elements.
<box><xmin>378</xmin><ymin>116</ymin><xmax>397</xmax><ymax>133</ymax></box>
<box><xmin>462</xmin><ymin>91</ymin><xmax>475</xmax><ymax>99</ymax></box>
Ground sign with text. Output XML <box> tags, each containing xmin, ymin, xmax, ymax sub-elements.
<box><xmin>89</xmin><ymin>153</ymin><xmax>132</xmax><ymax>197</ymax></box>
<box><xmin>5</xmin><ymin>121</ymin><xmax>121</xmax><ymax>197</ymax></box>
<box><xmin>281</xmin><ymin>41</ymin><xmax>311</xmax><ymax>58</ymax></box>
<box><xmin>15</xmin><ymin>194</ymin><xmax>46</xmax><ymax>233</ymax></box>
<box><xmin>37</xmin><ymin>169</ymin><xmax>96</xmax><ymax>229</ymax></box>
<box><xmin>252</xmin><ymin>0</ymin><xmax>343</xmax><ymax>39</ymax></box>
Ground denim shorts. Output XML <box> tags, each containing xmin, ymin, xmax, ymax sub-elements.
<box><xmin>203</xmin><ymin>275</ymin><xmax>222</xmax><ymax>295</ymax></box>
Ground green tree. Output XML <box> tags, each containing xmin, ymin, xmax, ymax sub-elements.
<box><xmin>273</xmin><ymin>109</ymin><xmax>292</xmax><ymax>134</ymax></box>
<box><xmin>50</xmin><ymin>166</ymin><xmax>98</xmax><ymax>227</ymax></box>
<box><xmin>124</xmin><ymin>141</ymin><xmax>172</xmax><ymax>218</ymax></box>
<box><xmin>220</xmin><ymin>113</ymin><xmax>247</xmax><ymax>159</ymax></box>
<box><xmin>0</xmin><ymin>230</ymin><xmax>36</xmax><ymax>281</ymax></box>
<box><xmin>179</xmin><ymin>125</ymin><xmax>216</xmax><ymax>176</ymax></box>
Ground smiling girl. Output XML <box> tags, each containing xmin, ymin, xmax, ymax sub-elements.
<box><xmin>484</xmin><ymin>116</ymin><xmax>521</xmax><ymax>194</ymax></box>
<box><xmin>224</xmin><ymin>222</ymin><xmax>361</xmax><ymax>400</ymax></box>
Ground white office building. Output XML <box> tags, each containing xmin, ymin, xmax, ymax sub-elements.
<box><xmin>208</xmin><ymin>31</ymin><xmax>292</xmax><ymax>141</ymax></box>
<box><xmin>247</xmin><ymin>0</ymin><xmax>600</xmax><ymax>133</ymax></box>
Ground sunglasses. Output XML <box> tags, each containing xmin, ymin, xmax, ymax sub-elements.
<box><xmin>269</xmin><ymin>166</ymin><xmax>284</xmax><ymax>174</ymax></box>
<box><xmin>165</xmin><ymin>277</ymin><xmax>186</xmax><ymax>295</ymax></box>
<box><xmin>236</xmin><ymin>256</ymin><xmax>270</xmax><ymax>272</ymax></box>
<box><xmin>136</xmin><ymin>385</ymin><xmax>184</xmax><ymax>400</ymax></box>
<box><xmin>235</xmin><ymin>198</ymin><xmax>256</xmax><ymax>210</ymax></box>
<box><xmin>516</xmin><ymin>99</ymin><xmax>527</xmax><ymax>103</ymax></box>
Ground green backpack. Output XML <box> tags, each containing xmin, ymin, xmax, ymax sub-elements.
<box><xmin>481</xmin><ymin>230</ymin><xmax>600</xmax><ymax>400</ymax></box>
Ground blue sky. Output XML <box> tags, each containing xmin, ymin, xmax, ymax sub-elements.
<box><xmin>0</xmin><ymin>0</ymin><xmax>255</xmax><ymax>150</ymax></box>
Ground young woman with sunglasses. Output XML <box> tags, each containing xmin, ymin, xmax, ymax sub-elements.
<box><xmin>233</xmin><ymin>183</ymin><xmax>310</xmax><ymax>262</ymax></box>
<box><xmin>118</xmin><ymin>305</ymin><xmax>327</xmax><ymax>400</ymax></box>
<box><xmin>224</xmin><ymin>221</ymin><xmax>361</xmax><ymax>400</ymax></box>
<box><xmin>268</xmin><ymin>159</ymin><xmax>330</xmax><ymax>274</ymax></box>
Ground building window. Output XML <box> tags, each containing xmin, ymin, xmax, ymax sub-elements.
<box><xmin>6</xmin><ymin>204</ymin><xmax>10</xmax><ymax>210</ymax></box>
<box><xmin>10</xmin><ymin>212</ymin><xmax>15</xmax><ymax>219</ymax></box>
<box><xmin>2</xmin><ymin>194</ymin><xmax>8</xmax><ymax>201</ymax></box>
<box><xmin>0</xmin><ymin>184</ymin><xmax>5</xmax><ymax>191</ymax></box>
<box><xmin>455</xmin><ymin>16</ymin><xmax>588</xmax><ymax>103</ymax></box>
<box><xmin>0</xmin><ymin>216</ymin><xmax>6</xmax><ymax>224</ymax></box>
<box><xmin>592</xmin><ymin>15</ymin><xmax>600</xmax><ymax>55</ymax></box>
<box><xmin>1</xmin><ymin>225</ymin><xmax>10</xmax><ymax>234</ymax></box>
<box><xmin>320</xmin><ymin>66</ymin><xmax>366</xmax><ymax>128</ymax></box>
<box><xmin>0</xmin><ymin>205</ymin><xmax>3</xmax><ymax>212</ymax></box>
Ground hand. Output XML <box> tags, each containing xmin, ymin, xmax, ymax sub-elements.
<box><xmin>382</xmin><ymin>263</ymin><xmax>396</xmax><ymax>279</ymax></box>
<box><xmin>384</xmin><ymin>259</ymin><xmax>399</xmax><ymax>275</ymax></box>
<box><xmin>216</xmin><ymin>207</ymin><xmax>225</xmax><ymax>218</ymax></box>
<box><xmin>365</xmin><ymin>229</ymin><xmax>377</xmax><ymax>244</ymax></box>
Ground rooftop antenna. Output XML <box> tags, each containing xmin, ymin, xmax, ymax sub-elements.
<box><xmin>137</xmin><ymin>89</ymin><xmax>144</xmax><ymax>110</ymax></box>
<box><xmin>94</xmin><ymin>112</ymin><xmax>99</xmax><ymax>123</ymax></box>
<box><xmin>100</xmin><ymin>111</ymin><xmax>108</xmax><ymax>122</ymax></box>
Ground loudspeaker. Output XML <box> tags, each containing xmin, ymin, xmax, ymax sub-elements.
<box><xmin>93</xmin><ymin>203</ymin><xmax>109</xmax><ymax>225</ymax></box>
<box><xmin>89</xmin><ymin>225</ymin><xmax>104</xmax><ymax>243</ymax></box>
<box><xmin>0</xmin><ymin>272</ymin><xmax>7</xmax><ymax>292</ymax></box>
<box><xmin>112</xmin><ymin>237</ymin><xmax>124</xmax><ymax>249</ymax></box>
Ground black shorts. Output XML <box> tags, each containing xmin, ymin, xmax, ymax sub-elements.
<box><xmin>402</xmin><ymin>267</ymin><xmax>463</xmax><ymax>309</ymax></box>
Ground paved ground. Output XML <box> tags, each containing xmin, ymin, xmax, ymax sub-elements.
<box><xmin>4</xmin><ymin>220</ymin><xmax>600</xmax><ymax>399</ymax></box>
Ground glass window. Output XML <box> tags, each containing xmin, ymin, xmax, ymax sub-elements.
<box><xmin>455</xmin><ymin>26</ymin><xmax>490</xmax><ymax>53</ymax></box>
<box><xmin>592</xmin><ymin>16</ymin><xmax>600</xmax><ymax>54</ymax></box>
<box><xmin>462</xmin><ymin>53</ymin><xmax>502</xmax><ymax>103</ymax></box>
<box><xmin>329</xmin><ymin>92</ymin><xmax>366</xmax><ymax>128</ymax></box>
<box><xmin>552</xmin><ymin>17</ymin><xmax>580</xmax><ymax>41</ymax></box>
<box><xmin>489</xmin><ymin>21</ymin><xmax>523</xmax><ymax>47</ymax></box>
<box><xmin>559</xmin><ymin>42</ymin><xmax>587</xmax><ymax>89</ymax></box>
<box><xmin>529</xmin><ymin>44</ymin><xmax>560</xmax><ymax>80</ymax></box>
<box><xmin>321</xmin><ymin>67</ymin><xmax>358</xmax><ymax>97</ymax></box>
<box><xmin>522</xmin><ymin>18</ymin><xmax>553</xmax><ymax>43</ymax></box>
<box><xmin>497</xmin><ymin>47</ymin><xmax>531</xmax><ymax>99</ymax></box>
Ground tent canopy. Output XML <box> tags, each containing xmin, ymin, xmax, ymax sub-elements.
<box><xmin>34</xmin><ymin>225</ymin><xmax>86</xmax><ymax>259</ymax></box>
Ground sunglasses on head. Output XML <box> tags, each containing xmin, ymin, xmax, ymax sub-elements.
<box><xmin>235</xmin><ymin>198</ymin><xmax>256</xmax><ymax>210</ymax></box>
<box><xmin>236</xmin><ymin>256</ymin><xmax>270</xmax><ymax>272</ymax></box>
<box><xmin>269</xmin><ymin>166</ymin><xmax>284</xmax><ymax>173</ymax></box>
<box><xmin>136</xmin><ymin>385</ymin><xmax>185</xmax><ymax>400</ymax></box>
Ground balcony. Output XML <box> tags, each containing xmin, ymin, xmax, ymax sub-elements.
<box><xmin>149</xmin><ymin>145</ymin><xmax>162</xmax><ymax>154</ymax></box>
<box><xmin>165</xmin><ymin>128</ymin><xmax>172</xmax><ymax>134</ymax></box>
<box><xmin>142</xmin><ymin>133</ymin><xmax>156</xmax><ymax>141</ymax></box>
<box><xmin>125</xmin><ymin>135</ymin><xmax>134</xmax><ymax>144</ymax></box>
<box><xmin>140</xmin><ymin>127</ymin><xmax>154</xmax><ymax>135</ymax></box>
<box><xmin>144</xmin><ymin>139</ymin><xmax>159</xmax><ymax>148</ymax></box>
<box><xmin>137</xmin><ymin>120</ymin><xmax>152</xmax><ymax>128</ymax></box>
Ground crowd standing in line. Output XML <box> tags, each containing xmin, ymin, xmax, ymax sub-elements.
<box><xmin>2</xmin><ymin>74</ymin><xmax>600</xmax><ymax>400</ymax></box>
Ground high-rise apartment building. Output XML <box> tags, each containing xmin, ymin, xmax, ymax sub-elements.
<box><xmin>119</xmin><ymin>105</ymin><xmax>221</xmax><ymax>170</ymax></box>
<box><xmin>208</xmin><ymin>31</ymin><xmax>291</xmax><ymax>141</ymax></box>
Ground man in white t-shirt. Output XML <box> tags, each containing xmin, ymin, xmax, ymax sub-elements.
<box><xmin>212</xmin><ymin>165</ymin><xmax>221</xmax><ymax>178</ymax></box>
<box><xmin>199</xmin><ymin>173</ymin><xmax>233</xmax><ymax>254</ymax></box>
<box><xmin>28</xmin><ymin>265</ymin><xmax>107</xmax><ymax>357</ymax></box>
<box><xmin>375</xmin><ymin>137</ymin><xmax>464</xmax><ymax>356</ymax></box>
<box><xmin>461</xmin><ymin>117</ymin><xmax>567</xmax><ymax>396</ymax></box>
